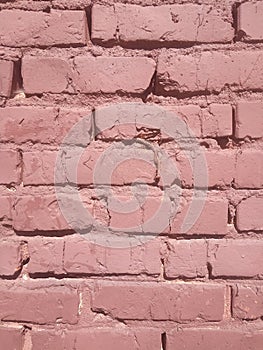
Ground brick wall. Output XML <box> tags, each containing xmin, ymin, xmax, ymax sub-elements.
<box><xmin>0</xmin><ymin>0</ymin><xmax>263</xmax><ymax>349</ymax></box>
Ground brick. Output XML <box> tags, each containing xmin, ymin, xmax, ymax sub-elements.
<box><xmin>106</xmin><ymin>187</ymin><xmax>172</xmax><ymax>234</ymax></box>
<box><xmin>238</xmin><ymin>2</ymin><xmax>263</xmax><ymax>42</ymax></box>
<box><xmin>0</xmin><ymin>327</ymin><xmax>23</xmax><ymax>350</ymax></box>
<box><xmin>27</xmin><ymin>238</ymin><xmax>64</xmax><ymax>275</ymax></box>
<box><xmin>164</xmin><ymin>240</ymin><xmax>207</xmax><ymax>279</ymax></box>
<box><xmin>0</xmin><ymin>60</ymin><xmax>14</xmax><ymax>97</ymax></box>
<box><xmin>201</xmin><ymin>104</ymin><xmax>233</xmax><ymax>137</ymax></box>
<box><xmin>203</xmin><ymin>150</ymin><xmax>235</xmax><ymax>188</ymax></box>
<box><xmin>235</xmin><ymin>101</ymin><xmax>263</xmax><ymax>139</ymax></box>
<box><xmin>12</xmin><ymin>193</ymin><xmax>107</xmax><ymax>233</ymax></box>
<box><xmin>164</xmin><ymin>149</ymin><xmax>235</xmax><ymax>189</ymax></box>
<box><xmin>170</xmin><ymin>197</ymin><xmax>228</xmax><ymax>235</ymax></box>
<box><xmin>0</xmin><ymin>197</ymin><xmax>12</xmax><ymax>220</ymax></box>
<box><xmin>92</xmin><ymin>4</ymin><xmax>233</xmax><ymax>46</ymax></box>
<box><xmin>64</xmin><ymin>236</ymin><xmax>160</xmax><ymax>276</ymax></box>
<box><xmin>12</xmin><ymin>195</ymin><xmax>72</xmax><ymax>232</ymax></box>
<box><xmin>0</xmin><ymin>150</ymin><xmax>20</xmax><ymax>184</ymax></box>
<box><xmin>0</xmin><ymin>107</ymin><xmax>92</xmax><ymax>145</ymax></box>
<box><xmin>0</xmin><ymin>241</ymin><xmax>21</xmax><ymax>277</ymax></box>
<box><xmin>92</xmin><ymin>282</ymin><xmax>224</xmax><ymax>321</ymax></box>
<box><xmin>0</xmin><ymin>10</ymin><xmax>87</xmax><ymax>47</ymax></box>
<box><xmin>24</xmin><ymin>142</ymin><xmax>157</xmax><ymax>186</ymax></box>
<box><xmin>23</xmin><ymin>150</ymin><xmax>58</xmax><ymax>185</ymax></box>
<box><xmin>208</xmin><ymin>239</ymin><xmax>263</xmax><ymax>278</ymax></box>
<box><xmin>167</xmin><ymin>328</ymin><xmax>263</xmax><ymax>349</ymax></box>
<box><xmin>95</xmin><ymin>103</ymin><xmax>203</xmax><ymax>141</ymax></box>
<box><xmin>233</xmin><ymin>285</ymin><xmax>263</xmax><ymax>320</ymax></box>
<box><xmin>0</xmin><ymin>286</ymin><xmax>79</xmax><ymax>324</ymax></box>
<box><xmin>236</xmin><ymin>197</ymin><xmax>263</xmax><ymax>231</ymax></box>
<box><xmin>96</xmin><ymin>104</ymin><xmax>232</xmax><ymax>140</ymax></box>
<box><xmin>235</xmin><ymin>150</ymin><xmax>263</xmax><ymax>188</ymax></box>
<box><xmin>157</xmin><ymin>50</ymin><xmax>263</xmax><ymax>95</ymax></box>
<box><xmin>22</xmin><ymin>56</ymin><xmax>156</xmax><ymax>94</ymax></box>
<box><xmin>31</xmin><ymin>328</ymin><xmax>161</xmax><ymax>350</ymax></box>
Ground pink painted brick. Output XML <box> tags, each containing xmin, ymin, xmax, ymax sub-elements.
<box><xmin>201</xmin><ymin>104</ymin><xmax>233</xmax><ymax>137</ymax></box>
<box><xmin>31</xmin><ymin>328</ymin><xmax>161</xmax><ymax>350</ymax></box>
<box><xmin>27</xmin><ymin>238</ymin><xmax>64</xmax><ymax>275</ymax></box>
<box><xmin>64</xmin><ymin>236</ymin><xmax>160</xmax><ymax>276</ymax></box>
<box><xmin>92</xmin><ymin>4</ymin><xmax>233</xmax><ymax>45</ymax></box>
<box><xmin>22</xmin><ymin>57</ymin><xmax>73</xmax><ymax>94</ymax></box>
<box><xmin>235</xmin><ymin>150</ymin><xmax>263</xmax><ymax>188</ymax></box>
<box><xmin>170</xmin><ymin>197</ymin><xmax>228</xmax><ymax>235</ymax></box>
<box><xmin>203</xmin><ymin>149</ymin><xmax>235</xmax><ymax>188</ymax></box>
<box><xmin>157</xmin><ymin>50</ymin><xmax>263</xmax><ymax>94</ymax></box>
<box><xmin>208</xmin><ymin>239</ymin><xmax>263</xmax><ymax>278</ymax></box>
<box><xmin>235</xmin><ymin>101</ymin><xmax>263</xmax><ymax>139</ymax></box>
<box><xmin>164</xmin><ymin>240</ymin><xmax>207</xmax><ymax>279</ymax></box>
<box><xmin>0</xmin><ymin>197</ymin><xmax>12</xmax><ymax>220</ymax></box>
<box><xmin>0</xmin><ymin>150</ymin><xmax>20</xmax><ymax>184</ymax></box>
<box><xmin>13</xmin><ymin>195</ymin><xmax>69</xmax><ymax>232</ymax></box>
<box><xmin>12</xmin><ymin>193</ymin><xmax>107</xmax><ymax>232</ymax></box>
<box><xmin>238</xmin><ymin>1</ymin><xmax>263</xmax><ymax>41</ymax></box>
<box><xmin>236</xmin><ymin>197</ymin><xmax>263</xmax><ymax>231</ymax></box>
<box><xmin>0</xmin><ymin>107</ymin><xmax>91</xmax><ymax>145</ymax></box>
<box><xmin>164</xmin><ymin>149</ymin><xmax>235</xmax><ymax>188</ymax></box>
<box><xmin>0</xmin><ymin>327</ymin><xmax>23</xmax><ymax>350</ymax></box>
<box><xmin>92</xmin><ymin>282</ymin><xmax>224</xmax><ymax>321</ymax></box>
<box><xmin>167</xmin><ymin>328</ymin><xmax>263</xmax><ymax>350</ymax></box>
<box><xmin>22</xmin><ymin>56</ymin><xmax>156</xmax><ymax>94</ymax></box>
<box><xmin>0</xmin><ymin>286</ymin><xmax>79</xmax><ymax>324</ymax></box>
<box><xmin>0</xmin><ymin>10</ymin><xmax>88</xmax><ymax>47</ymax></box>
<box><xmin>0</xmin><ymin>60</ymin><xmax>14</xmax><ymax>97</ymax></box>
<box><xmin>23</xmin><ymin>151</ymin><xmax>56</xmax><ymax>185</ymax></box>
<box><xmin>65</xmin><ymin>142</ymin><xmax>157</xmax><ymax>186</ymax></box>
<box><xmin>0</xmin><ymin>241</ymin><xmax>21</xmax><ymax>276</ymax></box>
<box><xmin>233</xmin><ymin>285</ymin><xmax>263</xmax><ymax>320</ymax></box>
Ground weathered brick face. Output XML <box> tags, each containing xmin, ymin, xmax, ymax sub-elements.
<box><xmin>0</xmin><ymin>1</ymin><xmax>262</xmax><ymax>349</ymax></box>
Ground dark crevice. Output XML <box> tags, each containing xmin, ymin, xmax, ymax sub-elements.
<box><xmin>142</xmin><ymin>69</ymin><xmax>157</xmax><ymax>103</ymax></box>
<box><xmin>161</xmin><ymin>332</ymin><xmax>167</xmax><ymax>350</ymax></box>
<box><xmin>15</xmin><ymin>229</ymin><xmax>75</xmax><ymax>237</ymax></box>
<box><xmin>207</xmin><ymin>262</ymin><xmax>213</xmax><ymax>279</ymax></box>
<box><xmin>11</xmin><ymin>59</ymin><xmax>24</xmax><ymax>97</ymax></box>
<box><xmin>86</xmin><ymin>5</ymin><xmax>92</xmax><ymax>39</ymax></box>
<box><xmin>232</xmin><ymin>3</ymin><xmax>240</xmax><ymax>42</ymax></box>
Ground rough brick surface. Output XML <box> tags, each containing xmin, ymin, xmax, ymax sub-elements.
<box><xmin>170</xmin><ymin>197</ymin><xmax>228</xmax><ymax>235</ymax></box>
<box><xmin>31</xmin><ymin>328</ymin><xmax>161</xmax><ymax>350</ymax></box>
<box><xmin>64</xmin><ymin>236</ymin><xmax>161</xmax><ymax>276</ymax></box>
<box><xmin>0</xmin><ymin>286</ymin><xmax>79</xmax><ymax>324</ymax></box>
<box><xmin>167</xmin><ymin>328</ymin><xmax>263</xmax><ymax>349</ymax></box>
<box><xmin>0</xmin><ymin>327</ymin><xmax>23</xmax><ymax>350</ymax></box>
<box><xmin>22</xmin><ymin>56</ymin><xmax>156</xmax><ymax>94</ymax></box>
<box><xmin>157</xmin><ymin>51</ymin><xmax>263</xmax><ymax>94</ymax></box>
<box><xmin>27</xmin><ymin>238</ymin><xmax>64</xmax><ymax>275</ymax></box>
<box><xmin>0</xmin><ymin>241</ymin><xmax>21</xmax><ymax>277</ymax></box>
<box><xmin>0</xmin><ymin>10</ymin><xmax>88</xmax><ymax>47</ymax></box>
<box><xmin>208</xmin><ymin>240</ymin><xmax>263</xmax><ymax>278</ymax></box>
<box><xmin>233</xmin><ymin>285</ymin><xmax>263</xmax><ymax>320</ymax></box>
<box><xmin>0</xmin><ymin>60</ymin><xmax>14</xmax><ymax>97</ymax></box>
<box><xmin>0</xmin><ymin>107</ymin><xmax>91</xmax><ymax>144</ymax></box>
<box><xmin>235</xmin><ymin>101</ymin><xmax>263</xmax><ymax>139</ymax></box>
<box><xmin>92</xmin><ymin>4</ymin><xmax>234</xmax><ymax>46</ymax></box>
<box><xmin>92</xmin><ymin>282</ymin><xmax>224</xmax><ymax>321</ymax></box>
<box><xmin>236</xmin><ymin>197</ymin><xmax>263</xmax><ymax>231</ymax></box>
<box><xmin>238</xmin><ymin>2</ymin><xmax>263</xmax><ymax>42</ymax></box>
<box><xmin>0</xmin><ymin>150</ymin><xmax>20</xmax><ymax>184</ymax></box>
<box><xmin>0</xmin><ymin>1</ymin><xmax>262</xmax><ymax>348</ymax></box>
<box><xmin>164</xmin><ymin>240</ymin><xmax>207</xmax><ymax>279</ymax></box>
<box><xmin>235</xmin><ymin>150</ymin><xmax>263</xmax><ymax>188</ymax></box>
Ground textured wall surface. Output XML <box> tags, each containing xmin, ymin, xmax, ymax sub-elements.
<box><xmin>0</xmin><ymin>0</ymin><xmax>263</xmax><ymax>349</ymax></box>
